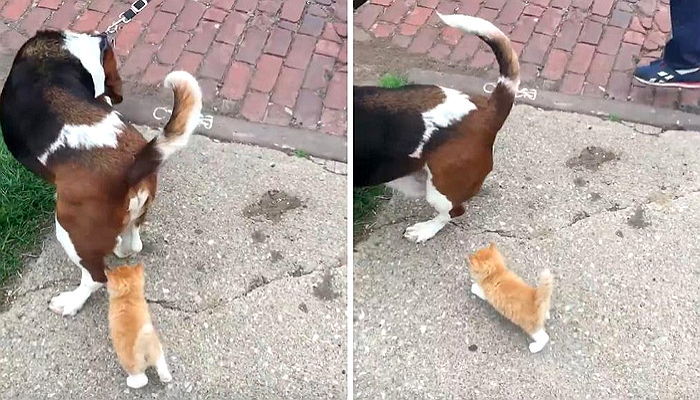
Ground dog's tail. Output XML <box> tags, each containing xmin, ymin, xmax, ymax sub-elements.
<box><xmin>437</xmin><ymin>13</ymin><xmax>520</xmax><ymax>122</ymax></box>
<box><xmin>535</xmin><ymin>269</ymin><xmax>554</xmax><ymax>324</ymax></box>
<box><xmin>127</xmin><ymin>71</ymin><xmax>202</xmax><ymax>186</ymax></box>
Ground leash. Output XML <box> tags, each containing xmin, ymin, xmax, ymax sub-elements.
<box><xmin>104</xmin><ymin>0</ymin><xmax>151</xmax><ymax>36</ymax></box>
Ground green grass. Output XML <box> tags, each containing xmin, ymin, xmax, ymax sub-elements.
<box><xmin>292</xmin><ymin>149</ymin><xmax>310</xmax><ymax>159</ymax></box>
<box><xmin>0</xmin><ymin>136</ymin><xmax>55</xmax><ymax>284</ymax></box>
<box><xmin>608</xmin><ymin>114</ymin><xmax>621</xmax><ymax>123</ymax></box>
<box><xmin>378</xmin><ymin>73</ymin><xmax>409</xmax><ymax>89</ymax></box>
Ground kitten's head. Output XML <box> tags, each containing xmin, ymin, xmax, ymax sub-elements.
<box><xmin>468</xmin><ymin>243</ymin><xmax>505</xmax><ymax>280</ymax></box>
<box><xmin>105</xmin><ymin>263</ymin><xmax>145</xmax><ymax>297</ymax></box>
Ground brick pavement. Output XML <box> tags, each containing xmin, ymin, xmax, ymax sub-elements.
<box><xmin>355</xmin><ymin>0</ymin><xmax>700</xmax><ymax>114</ymax></box>
<box><xmin>0</xmin><ymin>0</ymin><xmax>348</xmax><ymax>136</ymax></box>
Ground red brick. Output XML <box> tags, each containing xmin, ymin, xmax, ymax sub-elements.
<box><xmin>520</xmin><ymin>63</ymin><xmax>540</xmax><ymax>83</ymax></box>
<box><xmin>497</xmin><ymin>1</ymin><xmax>524</xmax><ymax>24</ymax></box>
<box><xmin>614</xmin><ymin>43</ymin><xmax>642</xmax><ymax>71</ymax></box>
<box><xmin>198</xmin><ymin>79</ymin><xmax>218</xmax><ymax>102</ymax></box>
<box><xmin>272</xmin><ymin>67</ymin><xmax>305</xmax><ymax>107</ymax></box>
<box><xmin>335</xmin><ymin>22</ymin><xmax>348</xmax><ymax>39</ymax></box>
<box><xmin>653</xmin><ymin>87</ymin><xmax>679</xmax><ymax>109</ymax></box>
<box><xmin>429</xmin><ymin>43</ymin><xmax>451</xmax><ymax>60</ymax></box>
<box><xmin>203</xmin><ymin>8</ymin><xmax>227</xmax><ymax>23</ymax></box>
<box><xmin>579</xmin><ymin>20</ymin><xmax>603</xmax><ymax>44</ymax></box>
<box><xmin>606</xmin><ymin>71</ymin><xmax>632</xmax><ymax>101</ymax></box>
<box><xmin>96</xmin><ymin>5</ymin><xmax>123</xmax><ymax>32</ymax></box>
<box><xmin>654</xmin><ymin>5</ymin><xmax>671</xmax><ymax>33</ymax></box>
<box><xmin>258</xmin><ymin>0</ymin><xmax>283</xmax><ymax>14</ymax></box>
<box><xmin>450</xmin><ymin>34</ymin><xmax>480</xmax><ymax>62</ymax></box>
<box><xmin>637</xmin><ymin>0</ymin><xmax>657</xmax><ymax>16</ymax></box>
<box><xmin>370</xmin><ymin>0</ymin><xmax>393</xmax><ymax>5</ymax></box>
<box><xmin>457</xmin><ymin>0</ymin><xmax>480</xmax><ymax>14</ymax></box>
<box><xmin>568</xmin><ymin>43</ymin><xmax>595</xmax><ymax>74</ymax></box>
<box><xmin>322</xmin><ymin>23</ymin><xmax>342</xmax><ymax>43</ymax></box>
<box><xmin>640</xmin><ymin>16</ymin><xmax>653</xmax><ymax>29</ymax></box>
<box><xmin>303</xmin><ymin>54</ymin><xmax>335</xmax><ymax>90</ymax></box>
<box><xmin>142</xmin><ymin>63</ymin><xmax>171</xmax><ymax>85</ymax></box>
<box><xmin>236</xmin><ymin>28</ymin><xmax>268</xmax><ymax>64</ymax></box>
<box><xmin>115</xmin><ymin>21</ymin><xmax>145</xmax><ymax>57</ymax></box>
<box><xmin>598</xmin><ymin>26</ymin><xmax>624</xmax><ymax>55</ymax></box>
<box><xmin>380</xmin><ymin>1</ymin><xmax>409</xmax><ymax>24</ymax></box>
<box><xmin>560</xmin><ymin>73</ymin><xmax>585</xmax><ymax>94</ymax></box>
<box><xmin>294</xmin><ymin>89</ymin><xmax>323</xmax><ymax>128</ymax></box>
<box><xmin>2</xmin><ymin>0</ymin><xmax>30</xmax><ymax>21</ymax></box>
<box><xmin>241</xmin><ymin>92</ymin><xmax>269</xmax><ymax>122</ymax></box>
<box><xmin>297</xmin><ymin>14</ymin><xmax>323</xmax><ymax>37</ymax></box>
<box><xmin>0</xmin><ymin>30</ymin><xmax>28</xmax><ymax>54</ymax></box>
<box><xmin>536</xmin><ymin>8</ymin><xmax>563</xmax><ymax>36</ymax></box>
<box><xmin>285</xmin><ymin>34</ymin><xmax>316</xmax><ymax>69</ymax></box>
<box><xmin>399</xmin><ymin>23</ymin><xmax>419</xmax><ymax>36</ymax></box>
<box><xmin>338</xmin><ymin>42</ymin><xmax>347</xmax><ymax>64</ymax></box>
<box><xmin>623</xmin><ymin>30</ymin><xmax>645</xmax><ymax>45</ymax></box>
<box><xmin>320</xmin><ymin>108</ymin><xmax>346</xmax><ymax>136</ymax></box>
<box><xmin>121</xmin><ymin>44</ymin><xmax>157</xmax><ymax>76</ymax></box>
<box><xmin>281</xmin><ymin>0</ymin><xmax>305</xmax><ymax>22</ymax></box>
<box><xmin>176</xmin><ymin>1</ymin><xmax>206</xmax><ymax>31</ymax></box>
<box><xmin>145</xmin><ymin>12</ymin><xmax>176</xmax><ymax>44</ymax></box>
<box><xmin>161</xmin><ymin>0</ymin><xmax>186</xmax><ymax>14</ymax></box>
<box><xmin>235</xmin><ymin>0</ymin><xmax>257</xmax><ymax>12</ymax></box>
<box><xmin>264</xmin><ymin>104</ymin><xmax>292</xmax><ymax>126</ymax></box>
<box><xmin>315</xmin><ymin>39</ymin><xmax>341</xmax><ymax>58</ymax></box>
<box><xmin>20</xmin><ymin>7</ymin><xmax>51</xmax><ymax>36</ymax></box>
<box><xmin>371</xmin><ymin>22</ymin><xmax>395</xmax><ymax>38</ymax></box>
<box><xmin>511</xmin><ymin>41</ymin><xmax>525</xmax><ymax>57</ymax></box>
<box><xmin>46</xmin><ymin>1</ymin><xmax>80</xmax><ymax>30</ymax></box>
<box><xmin>436</xmin><ymin>27</ymin><xmax>459</xmax><ymax>47</ymax></box>
<box><xmin>510</xmin><ymin>16</ymin><xmax>538</xmax><ymax>43</ymax></box>
<box><xmin>467</xmin><ymin>48</ymin><xmax>492</xmax><ymax>68</ymax></box>
<box><xmin>358</xmin><ymin>6</ymin><xmax>383</xmax><ymax>31</ymax></box>
<box><xmin>406</xmin><ymin>7</ymin><xmax>433</xmax><ymax>26</ymax></box>
<box><xmin>250</xmin><ymin>55</ymin><xmax>284</xmax><ymax>92</ymax></box>
<box><xmin>554</xmin><ymin>18</ymin><xmax>583</xmax><ymax>51</ymax></box>
<box><xmin>264</xmin><ymin>28</ymin><xmax>292</xmax><ymax>57</ymax></box>
<box><xmin>610</xmin><ymin>9</ymin><xmax>632</xmax><ymax>28</ymax></box>
<box><xmin>572</xmin><ymin>0</ymin><xmax>593</xmax><ymax>8</ymax></box>
<box><xmin>133</xmin><ymin>0</ymin><xmax>163</xmax><ymax>25</ymax></box>
<box><xmin>88</xmin><ymin>0</ymin><xmax>111</xmax><ymax>13</ymax></box>
<box><xmin>629</xmin><ymin>16</ymin><xmax>645</xmax><ymax>33</ymax></box>
<box><xmin>542</xmin><ymin>49</ymin><xmax>569</xmax><ymax>80</ymax></box>
<box><xmin>184</xmin><ymin>22</ymin><xmax>215</xmax><ymax>54</ymax></box>
<box><xmin>175</xmin><ymin>51</ymin><xmax>204</xmax><ymax>74</ymax></box>
<box><xmin>200</xmin><ymin>42</ymin><xmax>235</xmax><ymax>79</ymax></box>
<box><xmin>72</xmin><ymin>10</ymin><xmax>104</xmax><ymax>33</ymax></box>
<box><xmin>643</xmin><ymin>30</ymin><xmax>667</xmax><ymax>51</ymax></box>
<box><xmin>157</xmin><ymin>31</ymin><xmax>189</xmax><ymax>64</ymax></box>
<box><xmin>523</xmin><ymin>4</ymin><xmax>545</xmax><ymax>17</ymax></box>
<box><xmin>217</xmin><ymin>11</ymin><xmax>247</xmax><ymax>45</ymax></box>
<box><xmin>393</xmin><ymin>33</ymin><xmax>412</xmax><ymax>48</ymax></box>
<box><xmin>629</xmin><ymin>83</ymin><xmax>654</xmax><ymax>104</ymax></box>
<box><xmin>484</xmin><ymin>0</ymin><xmax>507</xmax><ymax>8</ymax></box>
<box><xmin>37</xmin><ymin>0</ymin><xmax>61</xmax><ymax>10</ymax></box>
<box><xmin>324</xmin><ymin>72</ymin><xmax>346</xmax><ymax>110</ymax></box>
<box><xmin>213</xmin><ymin>0</ymin><xmax>236</xmax><ymax>9</ymax></box>
<box><xmin>221</xmin><ymin>62</ymin><xmax>252</xmax><ymax>100</ymax></box>
<box><xmin>587</xmin><ymin>53</ymin><xmax>615</xmax><ymax>86</ymax></box>
<box><xmin>551</xmin><ymin>0</ymin><xmax>571</xmax><ymax>8</ymax></box>
<box><xmin>418</xmin><ymin>0</ymin><xmax>439</xmax><ymax>8</ymax></box>
<box><xmin>592</xmin><ymin>0</ymin><xmax>614</xmax><ymax>16</ymax></box>
<box><xmin>408</xmin><ymin>27</ymin><xmax>438</xmax><ymax>54</ymax></box>
<box><xmin>521</xmin><ymin>33</ymin><xmax>551</xmax><ymax>64</ymax></box>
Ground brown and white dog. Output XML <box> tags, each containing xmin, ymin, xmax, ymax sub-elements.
<box><xmin>353</xmin><ymin>13</ymin><xmax>520</xmax><ymax>242</ymax></box>
<box><xmin>0</xmin><ymin>31</ymin><xmax>202</xmax><ymax>316</ymax></box>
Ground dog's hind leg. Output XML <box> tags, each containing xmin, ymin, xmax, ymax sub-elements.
<box><xmin>403</xmin><ymin>167</ymin><xmax>454</xmax><ymax>243</ymax></box>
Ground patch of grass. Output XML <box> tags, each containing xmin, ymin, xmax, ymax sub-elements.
<box><xmin>292</xmin><ymin>149</ymin><xmax>310</xmax><ymax>159</ymax></box>
<box><xmin>378</xmin><ymin>73</ymin><xmax>409</xmax><ymax>89</ymax></box>
<box><xmin>0</xmin><ymin>136</ymin><xmax>55</xmax><ymax>285</ymax></box>
<box><xmin>608</xmin><ymin>114</ymin><xmax>621</xmax><ymax>123</ymax></box>
<box><xmin>353</xmin><ymin>186</ymin><xmax>391</xmax><ymax>242</ymax></box>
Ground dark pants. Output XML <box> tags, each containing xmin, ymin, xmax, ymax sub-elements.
<box><xmin>664</xmin><ymin>0</ymin><xmax>700</xmax><ymax>68</ymax></box>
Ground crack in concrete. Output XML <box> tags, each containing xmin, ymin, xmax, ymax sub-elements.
<box><xmin>3</xmin><ymin>278</ymin><xmax>72</xmax><ymax>300</ymax></box>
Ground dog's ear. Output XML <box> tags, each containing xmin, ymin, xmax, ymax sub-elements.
<box><xmin>102</xmin><ymin>45</ymin><xmax>123</xmax><ymax>104</ymax></box>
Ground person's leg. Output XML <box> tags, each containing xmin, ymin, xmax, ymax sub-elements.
<box><xmin>663</xmin><ymin>0</ymin><xmax>700</xmax><ymax>69</ymax></box>
<box><xmin>633</xmin><ymin>0</ymin><xmax>700</xmax><ymax>88</ymax></box>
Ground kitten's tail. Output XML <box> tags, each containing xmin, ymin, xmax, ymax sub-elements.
<box><xmin>535</xmin><ymin>269</ymin><xmax>553</xmax><ymax>324</ymax></box>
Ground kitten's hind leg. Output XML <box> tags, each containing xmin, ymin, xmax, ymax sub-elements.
<box><xmin>529</xmin><ymin>329</ymin><xmax>550</xmax><ymax>353</ymax></box>
<box><xmin>127</xmin><ymin>373</ymin><xmax>148</xmax><ymax>388</ymax></box>
<box><xmin>470</xmin><ymin>282</ymin><xmax>486</xmax><ymax>300</ymax></box>
<box><xmin>156</xmin><ymin>353</ymin><xmax>173</xmax><ymax>383</ymax></box>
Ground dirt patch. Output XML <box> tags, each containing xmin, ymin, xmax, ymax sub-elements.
<box><xmin>247</xmin><ymin>275</ymin><xmax>269</xmax><ymax>292</ymax></box>
<box><xmin>566</xmin><ymin>146</ymin><xmax>619</xmax><ymax>171</ymax></box>
<box><xmin>243</xmin><ymin>190</ymin><xmax>303</xmax><ymax>222</ymax></box>
<box><xmin>251</xmin><ymin>230</ymin><xmax>267</xmax><ymax>243</ymax></box>
<box><xmin>589</xmin><ymin>192</ymin><xmax>602</xmax><ymax>201</ymax></box>
<box><xmin>573</xmin><ymin>177</ymin><xmax>588</xmax><ymax>187</ymax></box>
<box><xmin>312</xmin><ymin>269</ymin><xmax>340</xmax><ymax>301</ymax></box>
<box><xmin>627</xmin><ymin>206</ymin><xmax>651</xmax><ymax>229</ymax></box>
<box><xmin>270</xmin><ymin>250</ymin><xmax>283</xmax><ymax>263</ymax></box>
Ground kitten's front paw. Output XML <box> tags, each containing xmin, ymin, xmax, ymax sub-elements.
<box><xmin>529</xmin><ymin>341</ymin><xmax>547</xmax><ymax>353</ymax></box>
<box><xmin>127</xmin><ymin>373</ymin><xmax>148</xmax><ymax>389</ymax></box>
<box><xmin>159</xmin><ymin>370</ymin><xmax>173</xmax><ymax>383</ymax></box>
<box><xmin>529</xmin><ymin>329</ymin><xmax>550</xmax><ymax>353</ymax></box>
<box><xmin>470</xmin><ymin>283</ymin><xmax>486</xmax><ymax>300</ymax></box>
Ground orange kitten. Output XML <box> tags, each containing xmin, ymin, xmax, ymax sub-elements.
<box><xmin>468</xmin><ymin>243</ymin><xmax>553</xmax><ymax>353</ymax></box>
<box><xmin>106</xmin><ymin>264</ymin><xmax>172</xmax><ymax>388</ymax></box>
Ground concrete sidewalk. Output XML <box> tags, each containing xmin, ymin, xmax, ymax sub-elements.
<box><xmin>354</xmin><ymin>105</ymin><xmax>699</xmax><ymax>399</ymax></box>
<box><xmin>0</xmin><ymin>130</ymin><xmax>346</xmax><ymax>399</ymax></box>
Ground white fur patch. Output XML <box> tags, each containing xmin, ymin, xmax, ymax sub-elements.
<box><xmin>471</xmin><ymin>282</ymin><xmax>486</xmax><ymax>300</ymax></box>
<box><xmin>63</xmin><ymin>31</ymin><xmax>105</xmax><ymax>97</ymax></box>
<box><xmin>529</xmin><ymin>329</ymin><xmax>550</xmax><ymax>353</ymax></box>
<box><xmin>437</xmin><ymin>12</ymin><xmax>502</xmax><ymax>40</ymax></box>
<box><xmin>55</xmin><ymin>216</ymin><xmax>81</xmax><ymax>266</ymax></box>
<box><xmin>403</xmin><ymin>167</ymin><xmax>454</xmax><ymax>242</ymax></box>
<box><xmin>498</xmin><ymin>76</ymin><xmax>520</xmax><ymax>93</ymax></box>
<box><xmin>38</xmin><ymin>112</ymin><xmax>124</xmax><ymax>165</ymax></box>
<box><xmin>114</xmin><ymin>189</ymin><xmax>149</xmax><ymax>257</ymax></box>
<box><xmin>409</xmin><ymin>87</ymin><xmax>476</xmax><ymax>158</ymax></box>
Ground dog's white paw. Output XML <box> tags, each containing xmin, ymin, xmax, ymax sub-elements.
<box><xmin>127</xmin><ymin>373</ymin><xmax>148</xmax><ymax>389</ymax></box>
<box><xmin>403</xmin><ymin>220</ymin><xmax>445</xmax><ymax>243</ymax></box>
<box><xmin>48</xmin><ymin>290</ymin><xmax>88</xmax><ymax>316</ymax></box>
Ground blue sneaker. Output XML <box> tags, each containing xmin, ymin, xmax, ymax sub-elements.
<box><xmin>633</xmin><ymin>59</ymin><xmax>700</xmax><ymax>89</ymax></box>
